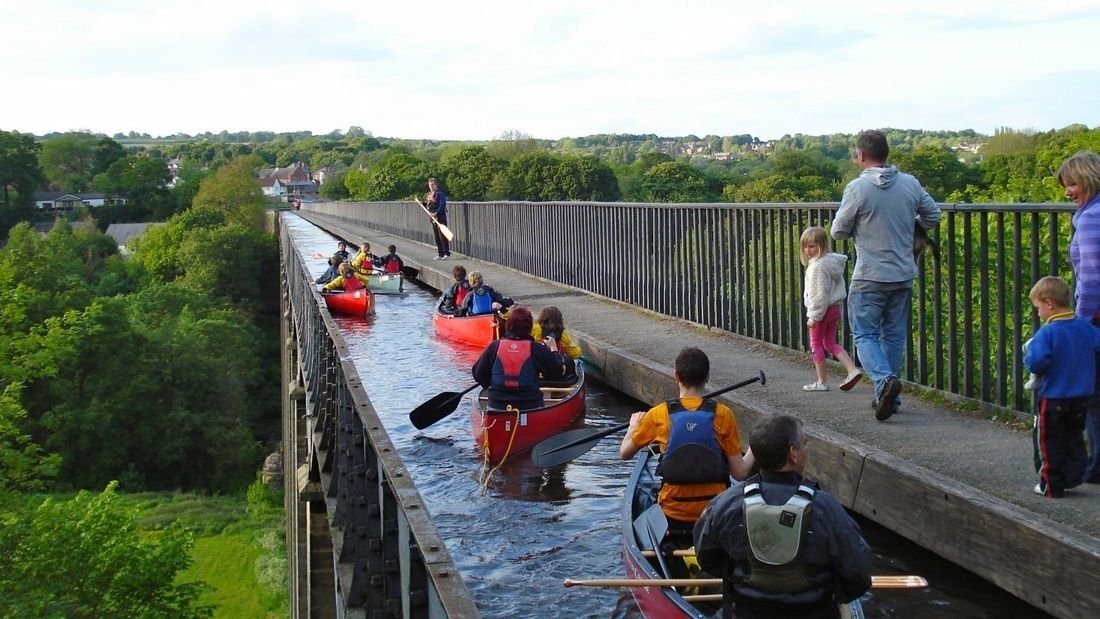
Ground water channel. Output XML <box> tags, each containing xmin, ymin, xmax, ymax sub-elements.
<box><xmin>286</xmin><ymin>214</ymin><xmax>1051</xmax><ymax>618</ymax></box>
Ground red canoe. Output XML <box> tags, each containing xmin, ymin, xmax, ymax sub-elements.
<box><xmin>432</xmin><ymin>308</ymin><xmax>500</xmax><ymax>347</ymax></box>
<box><xmin>470</xmin><ymin>363</ymin><xmax>586</xmax><ymax>463</ymax></box>
<box><xmin>321</xmin><ymin>288</ymin><xmax>375</xmax><ymax>318</ymax></box>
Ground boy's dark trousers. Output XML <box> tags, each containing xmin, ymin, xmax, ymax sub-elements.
<box><xmin>432</xmin><ymin>213</ymin><xmax>450</xmax><ymax>257</ymax></box>
<box><xmin>1033</xmin><ymin>396</ymin><xmax>1088</xmax><ymax>497</ymax></box>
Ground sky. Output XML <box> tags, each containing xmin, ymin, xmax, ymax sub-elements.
<box><xmin>3</xmin><ymin>0</ymin><xmax>1100</xmax><ymax>141</ymax></box>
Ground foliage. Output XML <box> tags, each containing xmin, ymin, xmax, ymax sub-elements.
<box><xmin>0</xmin><ymin>383</ymin><xmax>60</xmax><ymax>492</ymax></box>
<box><xmin>0</xmin><ymin>482</ymin><xmax>213</xmax><ymax>618</ymax></box>
<box><xmin>0</xmin><ymin>130</ymin><xmax>44</xmax><ymax>234</ymax></box>
<box><xmin>642</xmin><ymin>161</ymin><xmax>710</xmax><ymax>202</ymax></box>
<box><xmin>892</xmin><ymin>144</ymin><xmax>979</xmax><ymax>201</ymax></box>
<box><xmin>440</xmin><ymin>146</ymin><xmax>506</xmax><ymax>200</ymax></box>
<box><xmin>190</xmin><ymin>156</ymin><xmax>266</xmax><ymax>230</ymax></box>
<box><xmin>345</xmin><ymin>149</ymin><xmax>431</xmax><ymax>200</ymax></box>
<box><xmin>318</xmin><ymin>169</ymin><xmax>350</xmax><ymax>200</ymax></box>
<box><xmin>92</xmin><ymin>155</ymin><xmax>174</xmax><ymax>223</ymax></box>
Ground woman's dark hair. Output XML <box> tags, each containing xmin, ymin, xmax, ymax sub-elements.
<box><xmin>505</xmin><ymin>306</ymin><xmax>534</xmax><ymax>338</ymax></box>
<box><xmin>388</xmin><ymin>244</ymin><xmax>397</xmax><ymax>253</ymax></box>
<box><xmin>537</xmin><ymin>306</ymin><xmax>564</xmax><ymax>335</ymax></box>
<box><xmin>452</xmin><ymin>265</ymin><xmax>467</xmax><ymax>280</ymax></box>
<box><xmin>749</xmin><ymin>415</ymin><xmax>803</xmax><ymax>471</ymax></box>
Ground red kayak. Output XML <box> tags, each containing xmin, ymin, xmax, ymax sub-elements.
<box><xmin>471</xmin><ymin>363</ymin><xmax>586</xmax><ymax>463</ymax></box>
<box><xmin>321</xmin><ymin>288</ymin><xmax>375</xmax><ymax>318</ymax></box>
<box><xmin>432</xmin><ymin>308</ymin><xmax>500</xmax><ymax>347</ymax></box>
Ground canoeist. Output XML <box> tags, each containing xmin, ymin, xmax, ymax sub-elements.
<box><xmin>471</xmin><ymin>306</ymin><xmax>566</xmax><ymax>411</ymax></box>
<box><xmin>459</xmin><ymin>271</ymin><xmax>513</xmax><ymax>317</ymax></box>
<box><xmin>375</xmin><ymin>244</ymin><xmax>405</xmax><ymax>274</ymax></box>
<box><xmin>315</xmin><ymin>254</ymin><xmax>344</xmax><ymax>285</ymax></box>
<box><xmin>334</xmin><ymin>241</ymin><xmax>350</xmax><ymax>262</ymax></box>
<box><xmin>440</xmin><ymin>265</ymin><xmax>471</xmax><ymax>315</ymax></box>
<box><xmin>321</xmin><ymin>262</ymin><xmax>366</xmax><ymax>292</ymax></box>
<box><xmin>619</xmin><ymin>348</ymin><xmax>753</xmax><ymax>548</ymax></box>
<box><xmin>531</xmin><ymin>306</ymin><xmax>581</xmax><ymax>381</ymax></box>
<box><xmin>351</xmin><ymin>241</ymin><xmax>377</xmax><ymax>274</ymax></box>
<box><xmin>694</xmin><ymin>414</ymin><xmax>872</xmax><ymax>619</ymax></box>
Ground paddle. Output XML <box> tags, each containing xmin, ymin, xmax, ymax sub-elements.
<box><xmin>531</xmin><ymin>370</ymin><xmax>766</xmax><ymax>468</ymax></box>
<box><xmin>633</xmin><ymin>504</ymin><xmax>670</xmax><ymax>578</ymax></box>
<box><xmin>562</xmin><ymin>575</ymin><xmax>928</xmax><ymax>589</ymax></box>
<box><xmin>415</xmin><ymin>198</ymin><xmax>455</xmax><ymax>241</ymax></box>
<box><xmin>409</xmin><ymin>383</ymin><xmax>481</xmax><ymax>430</ymax></box>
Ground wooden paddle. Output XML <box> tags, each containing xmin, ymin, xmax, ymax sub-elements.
<box><xmin>563</xmin><ymin>575</ymin><xmax>928</xmax><ymax>589</ymax></box>
<box><xmin>409</xmin><ymin>383</ymin><xmax>481</xmax><ymax>430</ymax></box>
<box><xmin>530</xmin><ymin>370</ymin><xmax>766</xmax><ymax>468</ymax></box>
<box><xmin>415</xmin><ymin>198</ymin><xmax>455</xmax><ymax>241</ymax></box>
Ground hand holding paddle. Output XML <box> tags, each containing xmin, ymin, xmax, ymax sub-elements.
<box><xmin>531</xmin><ymin>370</ymin><xmax>766</xmax><ymax>468</ymax></box>
<box><xmin>409</xmin><ymin>383</ymin><xmax>481</xmax><ymax>430</ymax></box>
<box><xmin>415</xmin><ymin>198</ymin><xmax>455</xmax><ymax>241</ymax></box>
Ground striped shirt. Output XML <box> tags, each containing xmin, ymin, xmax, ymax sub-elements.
<box><xmin>1070</xmin><ymin>195</ymin><xmax>1100</xmax><ymax>322</ymax></box>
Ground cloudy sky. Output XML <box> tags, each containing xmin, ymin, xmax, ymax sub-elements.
<box><xmin>4</xmin><ymin>0</ymin><xmax>1099</xmax><ymax>140</ymax></box>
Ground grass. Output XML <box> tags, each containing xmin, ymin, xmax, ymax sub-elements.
<box><xmin>121</xmin><ymin>482</ymin><xmax>290</xmax><ymax>618</ymax></box>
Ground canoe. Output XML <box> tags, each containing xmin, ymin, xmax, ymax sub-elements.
<box><xmin>432</xmin><ymin>308</ymin><xmax>500</xmax><ymax>347</ymax></box>
<box><xmin>471</xmin><ymin>362</ymin><xmax>586</xmax><ymax>463</ymax></box>
<box><xmin>321</xmin><ymin>288</ymin><xmax>375</xmax><ymax>318</ymax></box>
<box><xmin>362</xmin><ymin>272</ymin><xmax>403</xmax><ymax>294</ymax></box>
<box><xmin>622</xmin><ymin>450</ymin><xmax>865</xmax><ymax>619</ymax></box>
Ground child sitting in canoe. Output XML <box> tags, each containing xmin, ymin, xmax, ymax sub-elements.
<box><xmin>459</xmin><ymin>271</ymin><xmax>514</xmax><ymax>317</ymax></box>
<box><xmin>375</xmin><ymin>244</ymin><xmax>405</xmax><ymax>274</ymax></box>
<box><xmin>351</xmin><ymin>241</ymin><xmax>377</xmax><ymax>275</ymax></box>
<box><xmin>532</xmin><ymin>306</ymin><xmax>581</xmax><ymax>382</ymax></box>
<box><xmin>321</xmin><ymin>262</ymin><xmax>366</xmax><ymax>293</ymax></box>
<box><xmin>315</xmin><ymin>254</ymin><xmax>344</xmax><ymax>285</ymax></box>
<box><xmin>439</xmin><ymin>265</ymin><xmax>471</xmax><ymax>315</ymax></box>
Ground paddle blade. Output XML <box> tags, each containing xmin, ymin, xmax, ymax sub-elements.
<box><xmin>409</xmin><ymin>392</ymin><xmax>463</xmax><ymax>430</ymax></box>
<box><xmin>531</xmin><ymin>426</ymin><xmax>617</xmax><ymax>468</ymax></box>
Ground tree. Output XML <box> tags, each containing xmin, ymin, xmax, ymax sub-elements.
<box><xmin>92</xmin><ymin>156</ymin><xmax>172</xmax><ymax>223</ymax></box>
<box><xmin>440</xmin><ymin>147</ymin><xmax>505</xmax><ymax>200</ymax></box>
<box><xmin>0</xmin><ymin>130</ymin><xmax>44</xmax><ymax>235</ymax></box>
<box><xmin>490</xmin><ymin>152</ymin><xmax>562</xmax><ymax>200</ymax></box>
<box><xmin>0</xmin><ymin>482</ymin><xmax>212</xmax><ymax>618</ymax></box>
<box><xmin>892</xmin><ymin>145</ymin><xmax>977</xmax><ymax>201</ymax></box>
<box><xmin>39</xmin><ymin>132</ymin><xmax>99</xmax><ymax>192</ymax></box>
<box><xmin>642</xmin><ymin>162</ymin><xmax>709</xmax><ymax>202</ymax></box>
<box><xmin>319</xmin><ymin>169</ymin><xmax>350</xmax><ymax>200</ymax></box>
<box><xmin>554</xmin><ymin>156</ymin><xmax>621</xmax><ymax>201</ymax></box>
<box><xmin>190</xmin><ymin>156</ymin><xmax>266</xmax><ymax>230</ymax></box>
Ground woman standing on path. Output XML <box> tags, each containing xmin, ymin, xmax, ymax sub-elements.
<box><xmin>1058</xmin><ymin>151</ymin><xmax>1100</xmax><ymax>483</ymax></box>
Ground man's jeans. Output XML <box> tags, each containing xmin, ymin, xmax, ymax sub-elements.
<box><xmin>848</xmin><ymin>287</ymin><xmax>911</xmax><ymax>400</ymax></box>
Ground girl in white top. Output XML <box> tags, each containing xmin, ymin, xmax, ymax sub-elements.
<box><xmin>801</xmin><ymin>226</ymin><xmax>862</xmax><ymax>392</ymax></box>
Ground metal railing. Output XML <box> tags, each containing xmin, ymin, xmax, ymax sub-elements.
<box><xmin>280</xmin><ymin>217</ymin><xmax>480</xmax><ymax>618</ymax></box>
<box><xmin>306</xmin><ymin>200</ymin><xmax>1076</xmax><ymax>416</ymax></box>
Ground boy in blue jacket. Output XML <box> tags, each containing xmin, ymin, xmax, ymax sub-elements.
<box><xmin>1025</xmin><ymin>276</ymin><xmax>1100</xmax><ymax>497</ymax></box>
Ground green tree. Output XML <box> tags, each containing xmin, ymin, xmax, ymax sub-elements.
<box><xmin>642</xmin><ymin>162</ymin><xmax>709</xmax><ymax>202</ymax></box>
<box><xmin>0</xmin><ymin>130</ymin><xmax>44</xmax><ymax>235</ymax></box>
<box><xmin>92</xmin><ymin>156</ymin><xmax>173</xmax><ymax>222</ymax></box>
<box><xmin>490</xmin><ymin>152</ymin><xmax>562</xmax><ymax>200</ymax></box>
<box><xmin>191</xmin><ymin>156</ymin><xmax>266</xmax><ymax>230</ymax></box>
<box><xmin>892</xmin><ymin>144</ymin><xmax>977</xmax><ymax>201</ymax></box>
<box><xmin>440</xmin><ymin>147</ymin><xmax>506</xmax><ymax>200</ymax></box>
<box><xmin>0</xmin><ymin>482</ymin><xmax>212</xmax><ymax>618</ymax></box>
<box><xmin>40</xmin><ymin>132</ymin><xmax>99</xmax><ymax>192</ymax></box>
<box><xmin>554</xmin><ymin>156</ymin><xmax>621</xmax><ymax>201</ymax></box>
<box><xmin>319</xmin><ymin>169</ymin><xmax>350</xmax><ymax>200</ymax></box>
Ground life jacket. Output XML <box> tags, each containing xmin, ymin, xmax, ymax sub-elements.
<box><xmin>452</xmin><ymin>282</ymin><xmax>470</xmax><ymax>308</ymax></box>
<box><xmin>383</xmin><ymin>254</ymin><xmax>401</xmax><ymax>274</ymax></box>
<box><xmin>657</xmin><ymin>399</ymin><xmax>729</xmax><ymax>485</ymax></box>
<box><xmin>468</xmin><ymin>287</ymin><xmax>494</xmax><ymax>315</ymax></box>
<box><xmin>491</xmin><ymin>339</ymin><xmax>538</xmax><ymax>389</ymax></box>
<box><xmin>742</xmin><ymin>481</ymin><xmax>816</xmax><ymax>595</ymax></box>
<box><xmin>343</xmin><ymin>274</ymin><xmax>364</xmax><ymax>292</ymax></box>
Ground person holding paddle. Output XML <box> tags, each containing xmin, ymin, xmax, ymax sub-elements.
<box><xmin>351</xmin><ymin>241</ymin><xmax>377</xmax><ymax>275</ymax></box>
<box><xmin>425</xmin><ymin>177</ymin><xmax>451</xmax><ymax>260</ymax></box>
<box><xmin>694</xmin><ymin>414</ymin><xmax>871</xmax><ymax>619</ymax></box>
<box><xmin>619</xmin><ymin>348</ymin><xmax>754</xmax><ymax>547</ymax></box>
<box><xmin>471</xmin><ymin>306</ymin><xmax>567</xmax><ymax>411</ymax></box>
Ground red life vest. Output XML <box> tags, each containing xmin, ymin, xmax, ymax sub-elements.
<box><xmin>383</xmin><ymin>255</ymin><xmax>401</xmax><ymax>274</ymax></box>
<box><xmin>491</xmin><ymin>339</ymin><xmax>537</xmax><ymax>389</ymax></box>
<box><xmin>453</xmin><ymin>282</ymin><xmax>470</xmax><ymax>308</ymax></box>
<box><xmin>344</xmin><ymin>274</ymin><xmax>364</xmax><ymax>292</ymax></box>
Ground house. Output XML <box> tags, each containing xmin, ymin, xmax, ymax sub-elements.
<box><xmin>105</xmin><ymin>222</ymin><xmax>164</xmax><ymax>255</ymax></box>
<box><xmin>34</xmin><ymin>191</ymin><xmax>119</xmax><ymax>211</ymax></box>
<box><xmin>257</xmin><ymin>162</ymin><xmax>318</xmax><ymax>201</ymax></box>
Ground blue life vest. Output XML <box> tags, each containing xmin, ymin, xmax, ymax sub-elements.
<box><xmin>469</xmin><ymin>287</ymin><xmax>494</xmax><ymax>315</ymax></box>
<box><xmin>657</xmin><ymin>398</ymin><xmax>730</xmax><ymax>484</ymax></box>
<box><xmin>491</xmin><ymin>339</ymin><xmax>537</xmax><ymax>389</ymax></box>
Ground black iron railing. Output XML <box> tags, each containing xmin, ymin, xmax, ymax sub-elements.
<box><xmin>280</xmin><ymin>218</ymin><xmax>479</xmax><ymax>618</ymax></box>
<box><xmin>306</xmin><ymin>200</ymin><xmax>1075</xmax><ymax>416</ymax></box>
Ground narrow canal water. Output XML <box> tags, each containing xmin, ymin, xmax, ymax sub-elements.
<box><xmin>286</xmin><ymin>214</ymin><xmax>1052</xmax><ymax>619</ymax></box>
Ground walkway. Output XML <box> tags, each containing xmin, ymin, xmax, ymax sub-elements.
<box><xmin>298</xmin><ymin>211</ymin><xmax>1099</xmax><ymax>619</ymax></box>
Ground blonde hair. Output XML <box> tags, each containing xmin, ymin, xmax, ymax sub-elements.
<box><xmin>468</xmin><ymin>271</ymin><xmax>483</xmax><ymax>287</ymax></box>
<box><xmin>1029</xmin><ymin>276</ymin><xmax>1072</xmax><ymax>309</ymax></box>
<box><xmin>1057</xmin><ymin>151</ymin><xmax>1100</xmax><ymax>203</ymax></box>
<box><xmin>799</xmin><ymin>226</ymin><xmax>830</xmax><ymax>266</ymax></box>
